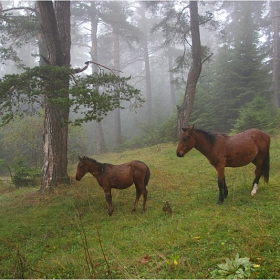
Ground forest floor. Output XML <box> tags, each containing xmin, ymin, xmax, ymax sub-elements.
<box><xmin>1</xmin><ymin>137</ymin><xmax>280</xmax><ymax>278</ymax></box>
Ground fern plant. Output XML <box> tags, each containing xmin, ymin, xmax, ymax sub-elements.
<box><xmin>210</xmin><ymin>253</ymin><xmax>255</xmax><ymax>279</ymax></box>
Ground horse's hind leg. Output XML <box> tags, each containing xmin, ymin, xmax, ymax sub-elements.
<box><xmin>132</xmin><ymin>185</ymin><xmax>142</xmax><ymax>212</ymax></box>
<box><xmin>132</xmin><ymin>184</ymin><xmax>148</xmax><ymax>212</ymax></box>
<box><xmin>142</xmin><ymin>188</ymin><xmax>148</xmax><ymax>212</ymax></box>
<box><xmin>223</xmin><ymin>178</ymin><xmax>228</xmax><ymax>198</ymax></box>
<box><xmin>251</xmin><ymin>164</ymin><xmax>262</xmax><ymax>196</ymax></box>
<box><xmin>217</xmin><ymin>166</ymin><xmax>227</xmax><ymax>204</ymax></box>
<box><xmin>103</xmin><ymin>188</ymin><xmax>114</xmax><ymax>216</ymax></box>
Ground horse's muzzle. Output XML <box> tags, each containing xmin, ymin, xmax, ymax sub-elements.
<box><xmin>177</xmin><ymin>152</ymin><xmax>184</xmax><ymax>157</ymax></box>
<box><xmin>76</xmin><ymin>176</ymin><xmax>81</xmax><ymax>181</ymax></box>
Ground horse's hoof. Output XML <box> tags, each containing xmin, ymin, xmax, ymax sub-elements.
<box><xmin>217</xmin><ymin>200</ymin><xmax>223</xmax><ymax>205</ymax></box>
<box><xmin>131</xmin><ymin>208</ymin><xmax>136</xmax><ymax>212</ymax></box>
<box><xmin>108</xmin><ymin>207</ymin><xmax>114</xmax><ymax>216</ymax></box>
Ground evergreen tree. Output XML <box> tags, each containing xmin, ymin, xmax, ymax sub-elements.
<box><xmin>192</xmin><ymin>1</ymin><xmax>272</xmax><ymax>133</ymax></box>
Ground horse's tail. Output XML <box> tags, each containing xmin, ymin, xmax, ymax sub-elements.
<box><xmin>144</xmin><ymin>165</ymin><xmax>151</xmax><ymax>186</ymax></box>
<box><xmin>262</xmin><ymin>147</ymin><xmax>270</xmax><ymax>183</ymax></box>
<box><xmin>137</xmin><ymin>161</ymin><xmax>150</xmax><ymax>186</ymax></box>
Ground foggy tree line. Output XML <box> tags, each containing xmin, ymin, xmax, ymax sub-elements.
<box><xmin>0</xmin><ymin>1</ymin><xmax>279</xmax><ymax>189</ymax></box>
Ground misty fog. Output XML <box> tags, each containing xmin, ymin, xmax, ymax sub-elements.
<box><xmin>0</xmin><ymin>1</ymin><xmax>278</xmax><ymax>168</ymax></box>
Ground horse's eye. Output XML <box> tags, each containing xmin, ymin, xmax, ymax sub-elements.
<box><xmin>183</xmin><ymin>135</ymin><xmax>189</xmax><ymax>142</ymax></box>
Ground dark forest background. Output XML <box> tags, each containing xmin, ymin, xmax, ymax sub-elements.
<box><xmin>0</xmin><ymin>1</ymin><xmax>279</xmax><ymax>175</ymax></box>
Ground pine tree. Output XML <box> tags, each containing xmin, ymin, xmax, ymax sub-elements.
<box><xmin>193</xmin><ymin>1</ymin><xmax>272</xmax><ymax>132</ymax></box>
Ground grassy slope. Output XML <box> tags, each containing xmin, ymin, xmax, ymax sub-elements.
<box><xmin>0</xmin><ymin>137</ymin><xmax>280</xmax><ymax>278</ymax></box>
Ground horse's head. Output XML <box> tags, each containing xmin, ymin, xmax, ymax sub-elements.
<box><xmin>176</xmin><ymin>125</ymin><xmax>196</xmax><ymax>157</ymax></box>
<box><xmin>75</xmin><ymin>156</ymin><xmax>89</xmax><ymax>181</ymax></box>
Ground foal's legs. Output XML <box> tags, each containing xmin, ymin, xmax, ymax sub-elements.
<box><xmin>132</xmin><ymin>185</ymin><xmax>142</xmax><ymax>212</ymax></box>
<box><xmin>142</xmin><ymin>188</ymin><xmax>148</xmax><ymax>212</ymax></box>
<box><xmin>103</xmin><ymin>187</ymin><xmax>114</xmax><ymax>216</ymax></box>
<box><xmin>132</xmin><ymin>184</ymin><xmax>148</xmax><ymax>212</ymax></box>
<box><xmin>216</xmin><ymin>166</ymin><xmax>228</xmax><ymax>205</ymax></box>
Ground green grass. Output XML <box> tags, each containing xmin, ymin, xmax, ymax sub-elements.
<box><xmin>1</xmin><ymin>139</ymin><xmax>280</xmax><ymax>278</ymax></box>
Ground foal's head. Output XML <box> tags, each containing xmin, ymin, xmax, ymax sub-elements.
<box><xmin>176</xmin><ymin>125</ymin><xmax>196</xmax><ymax>157</ymax></box>
<box><xmin>75</xmin><ymin>156</ymin><xmax>91</xmax><ymax>181</ymax></box>
<box><xmin>76</xmin><ymin>156</ymin><xmax>103</xmax><ymax>181</ymax></box>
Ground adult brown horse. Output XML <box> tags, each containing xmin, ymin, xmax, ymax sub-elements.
<box><xmin>176</xmin><ymin>125</ymin><xmax>270</xmax><ymax>205</ymax></box>
<box><xmin>75</xmin><ymin>156</ymin><xmax>150</xmax><ymax>216</ymax></box>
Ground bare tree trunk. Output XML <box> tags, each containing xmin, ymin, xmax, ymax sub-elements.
<box><xmin>90</xmin><ymin>2</ymin><xmax>107</xmax><ymax>155</ymax></box>
<box><xmin>272</xmin><ymin>1</ymin><xmax>280</xmax><ymax>108</ymax></box>
<box><xmin>94</xmin><ymin>122</ymin><xmax>107</xmax><ymax>154</ymax></box>
<box><xmin>176</xmin><ymin>1</ymin><xmax>202</xmax><ymax>138</ymax></box>
<box><xmin>140</xmin><ymin>2</ymin><xmax>152</xmax><ymax>121</ymax></box>
<box><xmin>113</xmin><ymin>31</ymin><xmax>122</xmax><ymax>147</ymax></box>
<box><xmin>167</xmin><ymin>45</ymin><xmax>176</xmax><ymax>110</ymax></box>
<box><xmin>38</xmin><ymin>1</ymin><xmax>71</xmax><ymax>191</ymax></box>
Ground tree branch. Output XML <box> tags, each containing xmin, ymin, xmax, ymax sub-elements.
<box><xmin>1</xmin><ymin>7</ymin><xmax>38</xmax><ymax>16</ymax></box>
<box><xmin>202</xmin><ymin>53</ymin><xmax>213</xmax><ymax>64</ymax></box>
<box><xmin>86</xmin><ymin>61</ymin><xmax>123</xmax><ymax>75</ymax></box>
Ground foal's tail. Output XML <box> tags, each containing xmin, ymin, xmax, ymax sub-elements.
<box><xmin>138</xmin><ymin>161</ymin><xmax>150</xmax><ymax>186</ymax></box>
<box><xmin>144</xmin><ymin>165</ymin><xmax>151</xmax><ymax>186</ymax></box>
<box><xmin>262</xmin><ymin>147</ymin><xmax>270</xmax><ymax>183</ymax></box>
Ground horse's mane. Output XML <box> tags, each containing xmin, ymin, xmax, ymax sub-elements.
<box><xmin>194</xmin><ymin>128</ymin><xmax>227</xmax><ymax>146</ymax></box>
<box><xmin>85</xmin><ymin>157</ymin><xmax>108</xmax><ymax>170</ymax></box>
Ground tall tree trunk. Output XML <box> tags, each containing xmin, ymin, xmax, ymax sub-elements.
<box><xmin>90</xmin><ymin>2</ymin><xmax>107</xmax><ymax>155</ymax></box>
<box><xmin>167</xmin><ymin>45</ymin><xmax>176</xmax><ymax>110</ymax></box>
<box><xmin>38</xmin><ymin>1</ymin><xmax>71</xmax><ymax>191</ymax></box>
<box><xmin>140</xmin><ymin>2</ymin><xmax>152</xmax><ymax>121</ymax></box>
<box><xmin>113</xmin><ymin>31</ymin><xmax>122</xmax><ymax>147</ymax></box>
<box><xmin>176</xmin><ymin>1</ymin><xmax>202</xmax><ymax>138</ymax></box>
<box><xmin>272</xmin><ymin>1</ymin><xmax>280</xmax><ymax>108</ymax></box>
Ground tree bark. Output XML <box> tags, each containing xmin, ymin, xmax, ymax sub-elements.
<box><xmin>176</xmin><ymin>1</ymin><xmax>202</xmax><ymax>138</ymax></box>
<box><xmin>113</xmin><ymin>31</ymin><xmax>122</xmax><ymax>147</ymax></box>
<box><xmin>168</xmin><ymin>45</ymin><xmax>176</xmax><ymax>110</ymax></box>
<box><xmin>38</xmin><ymin>1</ymin><xmax>71</xmax><ymax>191</ymax></box>
<box><xmin>140</xmin><ymin>2</ymin><xmax>152</xmax><ymax>121</ymax></box>
<box><xmin>90</xmin><ymin>2</ymin><xmax>107</xmax><ymax>154</ymax></box>
<box><xmin>272</xmin><ymin>1</ymin><xmax>280</xmax><ymax>108</ymax></box>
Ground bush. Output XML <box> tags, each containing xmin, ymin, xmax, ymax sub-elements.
<box><xmin>0</xmin><ymin>159</ymin><xmax>7</xmax><ymax>176</ymax></box>
<box><xmin>232</xmin><ymin>96</ymin><xmax>278</xmax><ymax>134</ymax></box>
<box><xmin>10</xmin><ymin>158</ymin><xmax>41</xmax><ymax>188</ymax></box>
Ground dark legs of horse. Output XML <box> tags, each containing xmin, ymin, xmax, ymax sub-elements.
<box><xmin>251</xmin><ymin>166</ymin><xmax>262</xmax><ymax>196</ymax></box>
<box><xmin>132</xmin><ymin>186</ymin><xmax>142</xmax><ymax>212</ymax></box>
<box><xmin>217</xmin><ymin>178</ymin><xmax>228</xmax><ymax>205</ymax></box>
<box><xmin>105</xmin><ymin>191</ymin><xmax>114</xmax><ymax>216</ymax></box>
<box><xmin>216</xmin><ymin>167</ymin><xmax>228</xmax><ymax>204</ymax></box>
<box><xmin>142</xmin><ymin>189</ymin><xmax>148</xmax><ymax>212</ymax></box>
<box><xmin>132</xmin><ymin>185</ymin><xmax>148</xmax><ymax>212</ymax></box>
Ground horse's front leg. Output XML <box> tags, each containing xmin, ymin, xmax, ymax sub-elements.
<box><xmin>103</xmin><ymin>188</ymin><xmax>114</xmax><ymax>216</ymax></box>
<box><xmin>216</xmin><ymin>166</ymin><xmax>227</xmax><ymax>205</ymax></box>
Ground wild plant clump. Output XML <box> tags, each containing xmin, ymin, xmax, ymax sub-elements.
<box><xmin>210</xmin><ymin>253</ymin><xmax>256</xmax><ymax>279</ymax></box>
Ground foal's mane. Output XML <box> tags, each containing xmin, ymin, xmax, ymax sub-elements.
<box><xmin>85</xmin><ymin>157</ymin><xmax>107</xmax><ymax>170</ymax></box>
<box><xmin>194</xmin><ymin>128</ymin><xmax>227</xmax><ymax>146</ymax></box>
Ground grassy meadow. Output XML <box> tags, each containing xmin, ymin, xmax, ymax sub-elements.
<box><xmin>1</xmin><ymin>136</ymin><xmax>280</xmax><ymax>278</ymax></box>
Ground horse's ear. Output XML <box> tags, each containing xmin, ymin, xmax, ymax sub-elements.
<box><xmin>78</xmin><ymin>156</ymin><xmax>86</xmax><ymax>161</ymax></box>
<box><xmin>190</xmin><ymin>124</ymin><xmax>195</xmax><ymax>131</ymax></box>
